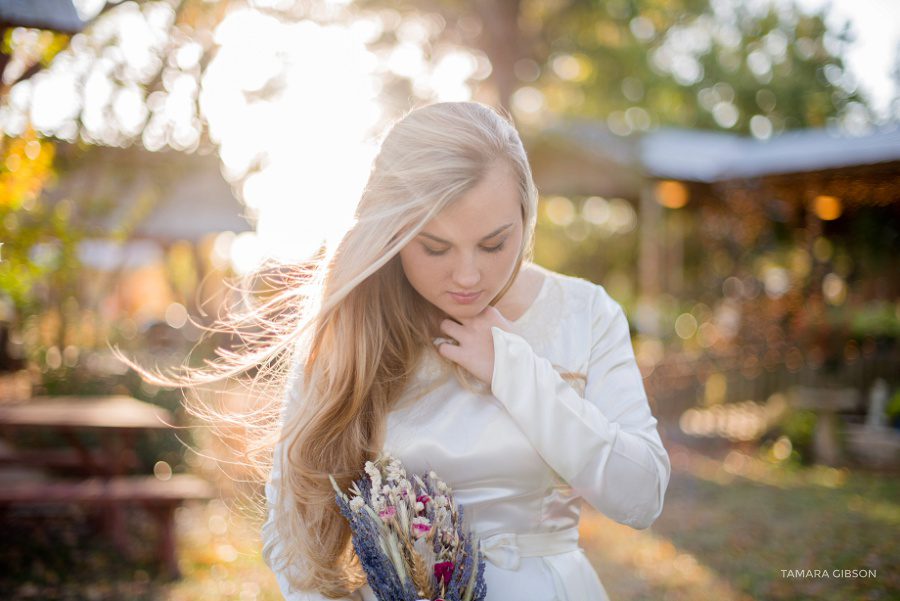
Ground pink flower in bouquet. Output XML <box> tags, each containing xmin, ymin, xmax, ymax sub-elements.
<box><xmin>412</xmin><ymin>522</ymin><xmax>431</xmax><ymax>538</ymax></box>
<box><xmin>434</xmin><ymin>561</ymin><xmax>454</xmax><ymax>585</ymax></box>
<box><xmin>416</xmin><ymin>494</ymin><xmax>431</xmax><ymax>505</ymax></box>
<box><xmin>379</xmin><ymin>506</ymin><xmax>397</xmax><ymax>521</ymax></box>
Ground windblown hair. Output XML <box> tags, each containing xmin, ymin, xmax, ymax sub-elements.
<box><xmin>119</xmin><ymin>101</ymin><xmax>538</xmax><ymax>597</ymax></box>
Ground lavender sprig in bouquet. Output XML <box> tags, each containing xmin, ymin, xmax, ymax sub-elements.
<box><xmin>330</xmin><ymin>454</ymin><xmax>487</xmax><ymax>601</ymax></box>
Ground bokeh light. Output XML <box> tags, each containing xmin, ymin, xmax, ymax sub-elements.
<box><xmin>582</xmin><ymin>196</ymin><xmax>610</xmax><ymax>225</ymax></box>
<box><xmin>654</xmin><ymin>180</ymin><xmax>689</xmax><ymax>209</ymax></box>
<box><xmin>675</xmin><ymin>313</ymin><xmax>698</xmax><ymax>339</ymax></box>
<box><xmin>679</xmin><ymin>400</ymin><xmax>776</xmax><ymax>441</ymax></box>
<box><xmin>545</xmin><ymin>195</ymin><xmax>575</xmax><ymax>226</ymax></box>
<box><xmin>822</xmin><ymin>273</ymin><xmax>848</xmax><ymax>305</ymax></box>
<box><xmin>813</xmin><ymin>195</ymin><xmax>842</xmax><ymax>220</ymax></box>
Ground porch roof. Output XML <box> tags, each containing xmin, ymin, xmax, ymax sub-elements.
<box><xmin>641</xmin><ymin>126</ymin><xmax>900</xmax><ymax>183</ymax></box>
<box><xmin>0</xmin><ymin>0</ymin><xmax>85</xmax><ymax>34</ymax></box>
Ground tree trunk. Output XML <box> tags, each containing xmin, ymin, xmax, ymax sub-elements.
<box><xmin>471</xmin><ymin>0</ymin><xmax>522</xmax><ymax>113</ymax></box>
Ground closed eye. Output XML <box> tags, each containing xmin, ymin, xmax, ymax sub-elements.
<box><xmin>422</xmin><ymin>237</ymin><xmax>508</xmax><ymax>256</ymax></box>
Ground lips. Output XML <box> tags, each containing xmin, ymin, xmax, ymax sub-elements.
<box><xmin>449</xmin><ymin>290</ymin><xmax>482</xmax><ymax>304</ymax></box>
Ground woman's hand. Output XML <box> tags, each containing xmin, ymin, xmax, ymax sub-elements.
<box><xmin>436</xmin><ymin>305</ymin><xmax>521</xmax><ymax>386</ymax></box>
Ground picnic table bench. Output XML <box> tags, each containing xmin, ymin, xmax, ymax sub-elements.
<box><xmin>0</xmin><ymin>395</ymin><xmax>216</xmax><ymax>579</ymax></box>
<box><xmin>0</xmin><ymin>474</ymin><xmax>214</xmax><ymax>579</ymax></box>
<box><xmin>0</xmin><ymin>447</ymin><xmax>124</xmax><ymax>473</ymax></box>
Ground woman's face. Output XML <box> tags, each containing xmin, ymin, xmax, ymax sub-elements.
<box><xmin>399</xmin><ymin>161</ymin><xmax>524</xmax><ymax>321</ymax></box>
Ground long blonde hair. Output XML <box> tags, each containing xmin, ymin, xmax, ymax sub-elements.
<box><xmin>120</xmin><ymin>101</ymin><xmax>538</xmax><ymax>596</ymax></box>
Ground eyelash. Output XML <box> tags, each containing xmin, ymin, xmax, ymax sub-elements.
<box><xmin>423</xmin><ymin>241</ymin><xmax>506</xmax><ymax>256</ymax></box>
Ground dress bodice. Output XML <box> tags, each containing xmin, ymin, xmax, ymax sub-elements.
<box><xmin>383</xmin><ymin>268</ymin><xmax>591</xmax><ymax>539</ymax></box>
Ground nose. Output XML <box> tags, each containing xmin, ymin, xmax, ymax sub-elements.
<box><xmin>452</xmin><ymin>252</ymin><xmax>481</xmax><ymax>289</ymax></box>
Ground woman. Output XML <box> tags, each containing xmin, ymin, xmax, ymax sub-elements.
<box><xmin>255</xmin><ymin>101</ymin><xmax>670</xmax><ymax>601</ymax></box>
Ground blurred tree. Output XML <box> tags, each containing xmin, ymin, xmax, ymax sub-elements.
<box><xmin>353</xmin><ymin>0</ymin><xmax>875</xmax><ymax>134</ymax></box>
<box><xmin>0</xmin><ymin>0</ymin><xmax>228</xmax><ymax>150</ymax></box>
<box><xmin>0</xmin><ymin>28</ymin><xmax>71</xmax><ymax>98</ymax></box>
<box><xmin>0</xmin><ymin>129</ymin><xmax>116</xmax><ymax>376</ymax></box>
<box><xmin>0</xmin><ymin>128</ymin><xmax>62</xmax><ymax>320</ymax></box>
<box><xmin>1</xmin><ymin>0</ymin><xmax>882</xmax><ymax>152</ymax></box>
<box><xmin>0</xmin><ymin>9</ymin><xmax>79</xmax><ymax>373</ymax></box>
<box><xmin>532</xmin><ymin>0</ymin><xmax>872</xmax><ymax>135</ymax></box>
<box><xmin>0</xmin><ymin>0</ymin><xmax>225</xmax><ymax>377</ymax></box>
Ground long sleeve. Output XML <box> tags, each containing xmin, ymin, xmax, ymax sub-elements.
<box><xmin>261</xmin><ymin>364</ymin><xmax>367</xmax><ymax>601</ymax></box>
<box><xmin>489</xmin><ymin>285</ymin><xmax>670</xmax><ymax>529</ymax></box>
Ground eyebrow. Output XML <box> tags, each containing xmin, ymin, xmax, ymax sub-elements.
<box><xmin>418</xmin><ymin>222</ymin><xmax>514</xmax><ymax>245</ymax></box>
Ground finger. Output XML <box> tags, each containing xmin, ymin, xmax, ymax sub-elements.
<box><xmin>437</xmin><ymin>340</ymin><xmax>462</xmax><ymax>364</ymax></box>
<box><xmin>439</xmin><ymin>318</ymin><xmax>466</xmax><ymax>339</ymax></box>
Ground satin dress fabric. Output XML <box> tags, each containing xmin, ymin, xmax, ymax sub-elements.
<box><xmin>262</xmin><ymin>267</ymin><xmax>671</xmax><ymax>601</ymax></box>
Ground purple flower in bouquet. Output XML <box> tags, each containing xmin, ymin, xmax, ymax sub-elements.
<box><xmin>330</xmin><ymin>454</ymin><xmax>487</xmax><ymax>601</ymax></box>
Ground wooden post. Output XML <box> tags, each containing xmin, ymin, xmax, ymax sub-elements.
<box><xmin>148</xmin><ymin>502</ymin><xmax>181</xmax><ymax>579</ymax></box>
<box><xmin>638</xmin><ymin>181</ymin><xmax>662</xmax><ymax>337</ymax></box>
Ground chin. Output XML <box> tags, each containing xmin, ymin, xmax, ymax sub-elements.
<box><xmin>442</xmin><ymin>300</ymin><xmax>489</xmax><ymax>321</ymax></box>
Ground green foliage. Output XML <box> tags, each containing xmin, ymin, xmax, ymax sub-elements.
<box><xmin>848</xmin><ymin>302</ymin><xmax>900</xmax><ymax>340</ymax></box>
<box><xmin>886</xmin><ymin>390</ymin><xmax>900</xmax><ymax>420</ymax></box>
<box><xmin>0</xmin><ymin>138</ymin><xmax>98</xmax><ymax>379</ymax></box>
<box><xmin>534</xmin><ymin>0</ymin><xmax>868</xmax><ymax>133</ymax></box>
<box><xmin>0</xmin><ymin>131</ymin><xmax>63</xmax><ymax>316</ymax></box>
<box><xmin>532</xmin><ymin>198</ymin><xmax>640</xmax><ymax>310</ymax></box>
<box><xmin>779</xmin><ymin>409</ymin><xmax>817</xmax><ymax>464</ymax></box>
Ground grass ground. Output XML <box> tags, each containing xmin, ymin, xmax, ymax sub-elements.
<box><xmin>2</xmin><ymin>443</ymin><xmax>897</xmax><ymax>600</ymax></box>
<box><xmin>583</xmin><ymin>443</ymin><xmax>899</xmax><ymax>601</ymax></box>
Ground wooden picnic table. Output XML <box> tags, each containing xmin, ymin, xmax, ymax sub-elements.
<box><xmin>0</xmin><ymin>395</ymin><xmax>213</xmax><ymax>579</ymax></box>
<box><xmin>0</xmin><ymin>395</ymin><xmax>175</xmax><ymax>477</ymax></box>
<box><xmin>790</xmin><ymin>386</ymin><xmax>860</xmax><ymax>466</ymax></box>
<box><xmin>0</xmin><ymin>395</ymin><xmax>174</xmax><ymax>429</ymax></box>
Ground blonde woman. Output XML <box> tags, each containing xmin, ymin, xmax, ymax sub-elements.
<box><xmin>254</xmin><ymin>101</ymin><xmax>671</xmax><ymax>600</ymax></box>
<box><xmin>146</xmin><ymin>101</ymin><xmax>669</xmax><ymax>600</ymax></box>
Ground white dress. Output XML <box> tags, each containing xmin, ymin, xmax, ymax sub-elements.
<box><xmin>263</xmin><ymin>267</ymin><xmax>671</xmax><ymax>601</ymax></box>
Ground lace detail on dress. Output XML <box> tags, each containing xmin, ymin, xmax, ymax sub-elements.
<box><xmin>415</xmin><ymin>348</ymin><xmax>450</xmax><ymax>381</ymax></box>
<box><xmin>516</xmin><ymin>271</ymin><xmax>590</xmax><ymax>355</ymax></box>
